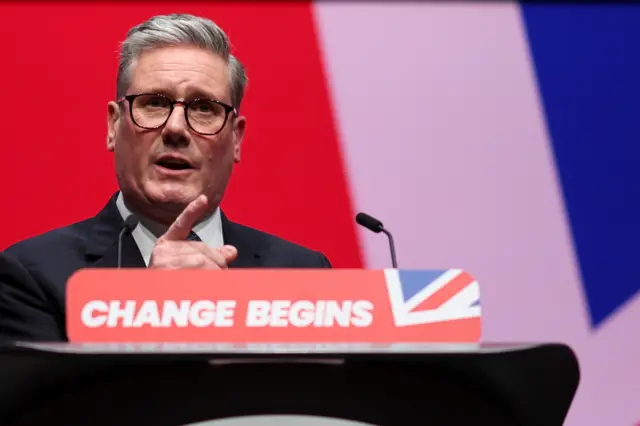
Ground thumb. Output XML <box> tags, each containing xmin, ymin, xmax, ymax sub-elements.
<box><xmin>219</xmin><ymin>245</ymin><xmax>238</xmax><ymax>263</ymax></box>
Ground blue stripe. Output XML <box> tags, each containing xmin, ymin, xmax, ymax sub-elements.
<box><xmin>397</xmin><ymin>270</ymin><xmax>446</xmax><ymax>302</ymax></box>
<box><xmin>521</xmin><ymin>4</ymin><xmax>640</xmax><ymax>327</ymax></box>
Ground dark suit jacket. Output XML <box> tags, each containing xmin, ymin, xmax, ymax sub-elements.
<box><xmin>0</xmin><ymin>193</ymin><xmax>331</xmax><ymax>343</ymax></box>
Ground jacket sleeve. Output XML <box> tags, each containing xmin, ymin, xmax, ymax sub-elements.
<box><xmin>0</xmin><ymin>251</ymin><xmax>65</xmax><ymax>343</ymax></box>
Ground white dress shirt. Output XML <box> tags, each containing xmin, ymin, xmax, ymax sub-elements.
<box><xmin>115</xmin><ymin>192</ymin><xmax>224</xmax><ymax>266</ymax></box>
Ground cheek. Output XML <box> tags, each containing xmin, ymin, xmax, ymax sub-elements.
<box><xmin>201</xmin><ymin>136</ymin><xmax>235</xmax><ymax>165</ymax></box>
<box><xmin>114</xmin><ymin>132</ymin><xmax>155</xmax><ymax>173</ymax></box>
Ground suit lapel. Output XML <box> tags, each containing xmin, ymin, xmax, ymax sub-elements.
<box><xmin>221</xmin><ymin>211</ymin><xmax>264</xmax><ymax>268</ymax></box>
<box><xmin>84</xmin><ymin>196</ymin><xmax>260</xmax><ymax>269</ymax></box>
<box><xmin>84</xmin><ymin>193</ymin><xmax>146</xmax><ymax>268</ymax></box>
<box><xmin>89</xmin><ymin>233</ymin><xmax>146</xmax><ymax>268</ymax></box>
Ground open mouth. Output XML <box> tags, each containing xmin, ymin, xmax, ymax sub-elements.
<box><xmin>155</xmin><ymin>158</ymin><xmax>193</xmax><ymax>171</ymax></box>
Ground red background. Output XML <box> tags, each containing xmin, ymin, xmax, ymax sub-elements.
<box><xmin>0</xmin><ymin>2</ymin><xmax>363</xmax><ymax>268</ymax></box>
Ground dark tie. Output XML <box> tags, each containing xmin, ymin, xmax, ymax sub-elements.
<box><xmin>187</xmin><ymin>231</ymin><xmax>201</xmax><ymax>242</ymax></box>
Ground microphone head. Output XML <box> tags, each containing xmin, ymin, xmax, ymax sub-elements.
<box><xmin>122</xmin><ymin>214</ymin><xmax>139</xmax><ymax>232</ymax></box>
<box><xmin>355</xmin><ymin>212</ymin><xmax>383</xmax><ymax>233</ymax></box>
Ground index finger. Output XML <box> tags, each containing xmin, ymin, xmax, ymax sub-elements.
<box><xmin>159</xmin><ymin>194</ymin><xmax>209</xmax><ymax>241</ymax></box>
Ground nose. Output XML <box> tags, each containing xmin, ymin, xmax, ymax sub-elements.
<box><xmin>161</xmin><ymin>103</ymin><xmax>190</xmax><ymax>146</ymax></box>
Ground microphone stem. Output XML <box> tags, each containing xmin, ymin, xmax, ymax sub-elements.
<box><xmin>380</xmin><ymin>228</ymin><xmax>398</xmax><ymax>269</ymax></box>
<box><xmin>117</xmin><ymin>226</ymin><xmax>128</xmax><ymax>269</ymax></box>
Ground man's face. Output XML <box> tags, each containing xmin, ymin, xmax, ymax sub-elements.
<box><xmin>107</xmin><ymin>45</ymin><xmax>245</xmax><ymax>224</ymax></box>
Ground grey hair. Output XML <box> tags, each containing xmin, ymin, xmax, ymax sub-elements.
<box><xmin>116</xmin><ymin>13</ymin><xmax>248</xmax><ymax>110</ymax></box>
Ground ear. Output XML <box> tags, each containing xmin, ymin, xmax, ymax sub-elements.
<box><xmin>106</xmin><ymin>101</ymin><xmax>121</xmax><ymax>152</ymax></box>
<box><xmin>232</xmin><ymin>115</ymin><xmax>246</xmax><ymax>163</ymax></box>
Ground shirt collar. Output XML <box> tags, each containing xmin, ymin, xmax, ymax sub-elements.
<box><xmin>115</xmin><ymin>191</ymin><xmax>224</xmax><ymax>266</ymax></box>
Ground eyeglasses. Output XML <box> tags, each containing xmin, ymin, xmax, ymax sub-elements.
<box><xmin>117</xmin><ymin>93</ymin><xmax>237</xmax><ymax>136</ymax></box>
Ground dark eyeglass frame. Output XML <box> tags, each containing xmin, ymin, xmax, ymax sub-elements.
<box><xmin>117</xmin><ymin>92</ymin><xmax>238</xmax><ymax>136</ymax></box>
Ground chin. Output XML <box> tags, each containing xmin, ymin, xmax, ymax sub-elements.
<box><xmin>144</xmin><ymin>182</ymin><xmax>201</xmax><ymax>207</ymax></box>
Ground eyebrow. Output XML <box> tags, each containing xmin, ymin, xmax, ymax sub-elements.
<box><xmin>143</xmin><ymin>87</ymin><xmax>223</xmax><ymax>102</ymax></box>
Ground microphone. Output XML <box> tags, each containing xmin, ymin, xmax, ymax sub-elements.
<box><xmin>117</xmin><ymin>214</ymin><xmax>139</xmax><ymax>268</ymax></box>
<box><xmin>355</xmin><ymin>212</ymin><xmax>398</xmax><ymax>268</ymax></box>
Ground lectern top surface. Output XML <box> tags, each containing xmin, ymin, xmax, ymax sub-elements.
<box><xmin>9</xmin><ymin>341</ymin><xmax>541</xmax><ymax>356</ymax></box>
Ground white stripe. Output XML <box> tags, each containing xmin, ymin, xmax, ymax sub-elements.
<box><xmin>383</xmin><ymin>269</ymin><xmax>408</xmax><ymax>325</ymax></box>
<box><xmin>437</xmin><ymin>280</ymin><xmax>481</xmax><ymax>313</ymax></box>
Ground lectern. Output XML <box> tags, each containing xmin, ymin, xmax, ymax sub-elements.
<box><xmin>0</xmin><ymin>342</ymin><xmax>579</xmax><ymax>426</ymax></box>
<box><xmin>0</xmin><ymin>268</ymin><xmax>580</xmax><ymax>425</ymax></box>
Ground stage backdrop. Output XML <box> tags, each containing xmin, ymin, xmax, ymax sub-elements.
<box><xmin>1</xmin><ymin>2</ymin><xmax>639</xmax><ymax>425</ymax></box>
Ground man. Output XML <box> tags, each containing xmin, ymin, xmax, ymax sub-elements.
<box><xmin>0</xmin><ymin>13</ymin><xmax>331</xmax><ymax>343</ymax></box>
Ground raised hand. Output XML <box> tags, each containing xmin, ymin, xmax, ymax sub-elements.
<box><xmin>149</xmin><ymin>194</ymin><xmax>237</xmax><ymax>269</ymax></box>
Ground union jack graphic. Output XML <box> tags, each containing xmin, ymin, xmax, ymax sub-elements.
<box><xmin>384</xmin><ymin>269</ymin><xmax>481</xmax><ymax>327</ymax></box>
